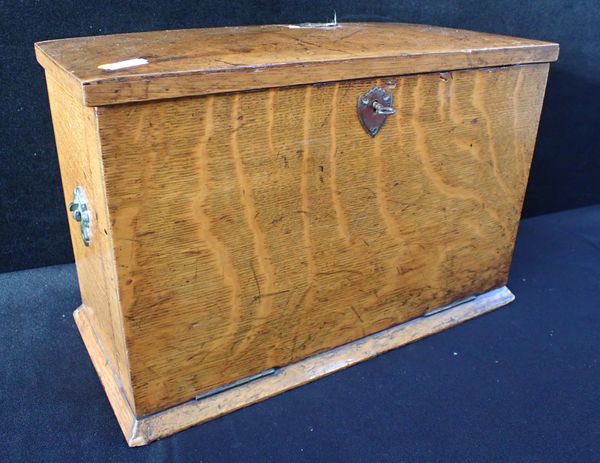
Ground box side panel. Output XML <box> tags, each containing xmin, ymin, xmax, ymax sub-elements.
<box><xmin>45</xmin><ymin>75</ymin><xmax>135</xmax><ymax>408</ymax></box>
<box><xmin>98</xmin><ymin>63</ymin><xmax>549</xmax><ymax>416</ymax></box>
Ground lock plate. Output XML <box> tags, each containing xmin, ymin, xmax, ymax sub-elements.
<box><xmin>357</xmin><ymin>86</ymin><xmax>395</xmax><ymax>137</ymax></box>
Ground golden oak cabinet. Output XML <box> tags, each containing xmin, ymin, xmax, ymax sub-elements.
<box><xmin>35</xmin><ymin>23</ymin><xmax>558</xmax><ymax>445</ymax></box>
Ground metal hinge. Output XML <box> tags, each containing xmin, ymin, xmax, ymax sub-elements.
<box><xmin>195</xmin><ymin>368</ymin><xmax>277</xmax><ymax>401</ymax></box>
<box><xmin>423</xmin><ymin>294</ymin><xmax>477</xmax><ymax>317</ymax></box>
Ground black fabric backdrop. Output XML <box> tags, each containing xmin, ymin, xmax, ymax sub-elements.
<box><xmin>1</xmin><ymin>0</ymin><xmax>599</xmax><ymax>273</ymax></box>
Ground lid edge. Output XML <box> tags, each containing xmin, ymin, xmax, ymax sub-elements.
<box><xmin>79</xmin><ymin>43</ymin><xmax>558</xmax><ymax>106</ymax></box>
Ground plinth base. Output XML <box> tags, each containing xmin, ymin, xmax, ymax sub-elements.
<box><xmin>74</xmin><ymin>286</ymin><xmax>514</xmax><ymax>446</ymax></box>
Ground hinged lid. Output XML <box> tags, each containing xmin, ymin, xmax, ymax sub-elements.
<box><xmin>35</xmin><ymin>22</ymin><xmax>558</xmax><ymax>107</ymax></box>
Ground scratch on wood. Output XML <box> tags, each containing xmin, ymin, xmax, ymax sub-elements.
<box><xmin>250</xmin><ymin>260</ymin><xmax>261</xmax><ymax>302</ymax></box>
<box><xmin>350</xmin><ymin>305</ymin><xmax>364</xmax><ymax>324</ymax></box>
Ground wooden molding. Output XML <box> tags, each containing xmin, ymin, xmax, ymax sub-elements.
<box><xmin>34</xmin><ymin>23</ymin><xmax>558</xmax><ymax>106</ymax></box>
<box><xmin>74</xmin><ymin>285</ymin><xmax>514</xmax><ymax>447</ymax></box>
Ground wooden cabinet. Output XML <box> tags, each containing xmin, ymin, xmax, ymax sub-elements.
<box><xmin>36</xmin><ymin>23</ymin><xmax>558</xmax><ymax>445</ymax></box>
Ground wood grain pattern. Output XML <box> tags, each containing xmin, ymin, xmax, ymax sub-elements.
<box><xmin>45</xmin><ymin>75</ymin><xmax>135</xmax><ymax>407</ymax></box>
<box><xmin>34</xmin><ymin>23</ymin><xmax>558</xmax><ymax>106</ymax></box>
<box><xmin>74</xmin><ymin>286</ymin><xmax>514</xmax><ymax>446</ymax></box>
<box><xmin>93</xmin><ymin>63</ymin><xmax>549</xmax><ymax>417</ymax></box>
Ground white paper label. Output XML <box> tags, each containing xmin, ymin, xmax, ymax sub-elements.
<box><xmin>97</xmin><ymin>58</ymin><xmax>149</xmax><ymax>71</ymax></box>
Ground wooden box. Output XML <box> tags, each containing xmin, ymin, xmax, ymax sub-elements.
<box><xmin>35</xmin><ymin>23</ymin><xmax>558</xmax><ymax>446</ymax></box>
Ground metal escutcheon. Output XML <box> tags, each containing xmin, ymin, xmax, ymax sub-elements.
<box><xmin>68</xmin><ymin>186</ymin><xmax>91</xmax><ymax>247</ymax></box>
<box><xmin>357</xmin><ymin>86</ymin><xmax>396</xmax><ymax>137</ymax></box>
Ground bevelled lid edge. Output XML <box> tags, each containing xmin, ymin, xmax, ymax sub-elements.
<box><xmin>35</xmin><ymin>23</ymin><xmax>559</xmax><ymax>107</ymax></box>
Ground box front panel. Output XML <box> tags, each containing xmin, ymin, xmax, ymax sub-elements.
<box><xmin>98</xmin><ymin>63</ymin><xmax>548</xmax><ymax>416</ymax></box>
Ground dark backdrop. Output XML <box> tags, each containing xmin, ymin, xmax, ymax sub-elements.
<box><xmin>1</xmin><ymin>1</ymin><xmax>599</xmax><ymax>273</ymax></box>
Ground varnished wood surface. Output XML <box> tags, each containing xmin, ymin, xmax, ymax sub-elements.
<box><xmin>94</xmin><ymin>64</ymin><xmax>549</xmax><ymax>416</ymax></box>
<box><xmin>45</xmin><ymin>75</ymin><xmax>135</xmax><ymax>407</ymax></box>
<box><xmin>35</xmin><ymin>23</ymin><xmax>558</xmax><ymax>106</ymax></box>
<box><xmin>74</xmin><ymin>287</ymin><xmax>515</xmax><ymax>446</ymax></box>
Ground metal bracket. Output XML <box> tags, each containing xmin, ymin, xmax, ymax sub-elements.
<box><xmin>68</xmin><ymin>186</ymin><xmax>91</xmax><ymax>247</ymax></box>
<box><xmin>194</xmin><ymin>368</ymin><xmax>277</xmax><ymax>401</ymax></box>
<box><xmin>357</xmin><ymin>86</ymin><xmax>396</xmax><ymax>137</ymax></box>
<box><xmin>288</xmin><ymin>11</ymin><xmax>338</xmax><ymax>28</ymax></box>
<box><xmin>423</xmin><ymin>294</ymin><xmax>477</xmax><ymax>317</ymax></box>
